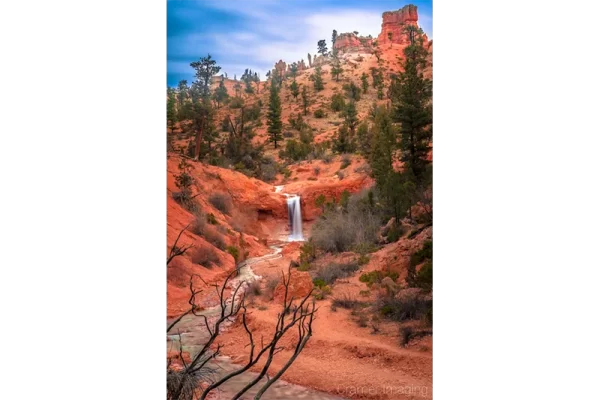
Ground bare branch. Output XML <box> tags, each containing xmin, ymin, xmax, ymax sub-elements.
<box><xmin>168</xmin><ymin>223</ymin><xmax>192</xmax><ymax>266</ymax></box>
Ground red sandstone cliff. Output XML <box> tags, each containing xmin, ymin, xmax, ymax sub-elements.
<box><xmin>377</xmin><ymin>4</ymin><xmax>424</xmax><ymax>46</ymax></box>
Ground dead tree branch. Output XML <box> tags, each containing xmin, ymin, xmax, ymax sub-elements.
<box><xmin>168</xmin><ymin>265</ymin><xmax>317</xmax><ymax>400</ymax></box>
<box><xmin>167</xmin><ymin>223</ymin><xmax>192</xmax><ymax>266</ymax></box>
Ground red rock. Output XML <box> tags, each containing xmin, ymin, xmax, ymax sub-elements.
<box><xmin>273</xmin><ymin>269</ymin><xmax>313</xmax><ymax>303</ymax></box>
<box><xmin>167</xmin><ymin>350</ymin><xmax>192</xmax><ymax>371</ymax></box>
<box><xmin>333</xmin><ymin>33</ymin><xmax>374</xmax><ymax>54</ymax></box>
<box><xmin>377</xmin><ymin>4</ymin><xmax>423</xmax><ymax>46</ymax></box>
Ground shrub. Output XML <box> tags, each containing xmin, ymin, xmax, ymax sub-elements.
<box><xmin>190</xmin><ymin>246</ymin><xmax>220</xmax><ymax>267</ymax></box>
<box><xmin>359</xmin><ymin>270</ymin><xmax>399</xmax><ymax>287</ymax></box>
<box><xmin>415</xmin><ymin>260</ymin><xmax>433</xmax><ymax>291</ymax></box>
<box><xmin>247</xmin><ymin>280</ymin><xmax>262</xmax><ymax>297</ymax></box>
<box><xmin>312</xmin><ymin>277</ymin><xmax>327</xmax><ymax>289</ymax></box>
<box><xmin>313</xmin><ymin>109</ymin><xmax>325</xmax><ymax>118</ymax></box>
<box><xmin>298</xmin><ymin>261</ymin><xmax>312</xmax><ymax>271</ymax></box>
<box><xmin>386</xmin><ymin>224</ymin><xmax>404</xmax><ymax>243</ymax></box>
<box><xmin>313</xmin><ymin>261</ymin><xmax>360</xmax><ymax>285</ymax></box>
<box><xmin>229</xmin><ymin>97</ymin><xmax>244</xmax><ymax>108</ymax></box>
<box><xmin>299</xmin><ymin>240</ymin><xmax>316</xmax><ymax>263</ymax></box>
<box><xmin>204</xmin><ymin>228</ymin><xmax>226</xmax><ymax>250</ymax></box>
<box><xmin>190</xmin><ymin>213</ymin><xmax>207</xmax><ymax>235</ymax></box>
<box><xmin>340</xmin><ymin>155</ymin><xmax>351</xmax><ymax>170</ymax></box>
<box><xmin>336</xmin><ymin>170</ymin><xmax>345</xmax><ymax>180</ymax></box>
<box><xmin>410</xmin><ymin>240</ymin><xmax>432</xmax><ymax>267</ymax></box>
<box><xmin>359</xmin><ymin>290</ymin><xmax>371</xmax><ymax>297</ymax></box>
<box><xmin>343</xmin><ymin>82</ymin><xmax>361</xmax><ymax>101</ymax></box>
<box><xmin>313</xmin><ymin>285</ymin><xmax>331</xmax><ymax>300</ymax></box>
<box><xmin>377</xmin><ymin>292</ymin><xmax>432</xmax><ymax>322</ymax></box>
<box><xmin>209</xmin><ymin>193</ymin><xmax>232</xmax><ymax>215</ymax></box>
<box><xmin>330</xmin><ymin>93</ymin><xmax>346</xmax><ymax>112</ymax></box>
<box><xmin>313</xmin><ymin>167</ymin><xmax>321</xmax><ymax>176</ymax></box>
<box><xmin>321</xmin><ymin>153</ymin><xmax>333</xmax><ymax>164</ymax></box>
<box><xmin>311</xmin><ymin>191</ymin><xmax>381</xmax><ymax>253</ymax></box>
<box><xmin>331</xmin><ymin>293</ymin><xmax>363</xmax><ymax>309</ymax></box>
<box><xmin>172</xmin><ymin>190</ymin><xmax>200</xmax><ymax>213</ymax></box>
<box><xmin>356</xmin><ymin>314</ymin><xmax>368</xmax><ymax>327</ymax></box>
<box><xmin>206</xmin><ymin>213</ymin><xmax>218</xmax><ymax>225</ymax></box>
<box><xmin>357</xmin><ymin>254</ymin><xmax>370</xmax><ymax>266</ymax></box>
<box><xmin>226</xmin><ymin>245</ymin><xmax>240</xmax><ymax>262</ymax></box>
<box><xmin>400</xmin><ymin>326</ymin><xmax>413</xmax><ymax>347</ymax></box>
<box><xmin>265</xmin><ymin>277</ymin><xmax>280</xmax><ymax>300</ymax></box>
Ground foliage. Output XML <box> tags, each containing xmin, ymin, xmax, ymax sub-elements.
<box><xmin>330</xmin><ymin>93</ymin><xmax>346</xmax><ymax>112</ymax></box>
<box><xmin>267</xmin><ymin>79</ymin><xmax>283</xmax><ymax>148</ymax></box>
<box><xmin>190</xmin><ymin>246</ymin><xmax>220</xmax><ymax>267</ymax></box>
<box><xmin>226</xmin><ymin>245</ymin><xmax>240</xmax><ymax>262</ymax></box>
<box><xmin>301</xmin><ymin>86</ymin><xmax>309</xmax><ymax>115</ymax></box>
<box><xmin>190</xmin><ymin>54</ymin><xmax>221</xmax><ymax>97</ymax></box>
<box><xmin>343</xmin><ymin>82</ymin><xmax>361</xmax><ymax>101</ymax></box>
<box><xmin>313</xmin><ymin>109</ymin><xmax>325</xmax><ymax>118</ymax></box>
<box><xmin>360</xmin><ymin>73</ymin><xmax>369</xmax><ymax>94</ymax></box>
<box><xmin>359</xmin><ymin>270</ymin><xmax>399</xmax><ymax>287</ymax></box>
<box><xmin>208</xmin><ymin>193</ymin><xmax>232</xmax><ymax>215</ymax></box>
<box><xmin>313</xmin><ymin>261</ymin><xmax>360</xmax><ymax>285</ymax></box>
<box><xmin>312</xmin><ymin>66</ymin><xmax>324</xmax><ymax>91</ymax></box>
<box><xmin>290</xmin><ymin>79</ymin><xmax>299</xmax><ymax>100</ymax></box>
<box><xmin>317</xmin><ymin>39</ymin><xmax>328</xmax><ymax>56</ymax></box>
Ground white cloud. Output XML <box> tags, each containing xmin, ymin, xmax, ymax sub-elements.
<box><xmin>200</xmin><ymin>4</ymin><xmax>431</xmax><ymax>78</ymax></box>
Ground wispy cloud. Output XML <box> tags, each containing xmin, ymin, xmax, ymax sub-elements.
<box><xmin>167</xmin><ymin>0</ymin><xmax>433</xmax><ymax>86</ymax></box>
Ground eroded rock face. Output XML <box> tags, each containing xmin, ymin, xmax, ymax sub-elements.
<box><xmin>273</xmin><ymin>269</ymin><xmax>313</xmax><ymax>303</ymax></box>
<box><xmin>377</xmin><ymin>4</ymin><xmax>422</xmax><ymax>46</ymax></box>
<box><xmin>333</xmin><ymin>33</ymin><xmax>374</xmax><ymax>54</ymax></box>
<box><xmin>285</xmin><ymin>174</ymin><xmax>374</xmax><ymax>221</ymax></box>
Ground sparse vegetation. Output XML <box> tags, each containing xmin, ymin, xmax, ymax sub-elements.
<box><xmin>209</xmin><ymin>193</ymin><xmax>232</xmax><ymax>215</ymax></box>
<box><xmin>313</xmin><ymin>261</ymin><xmax>360</xmax><ymax>285</ymax></box>
<box><xmin>190</xmin><ymin>246</ymin><xmax>220</xmax><ymax>267</ymax></box>
<box><xmin>226</xmin><ymin>245</ymin><xmax>239</xmax><ymax>262</ymax></box>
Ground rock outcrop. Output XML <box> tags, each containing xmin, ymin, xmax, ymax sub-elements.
<box><xmin>333</xmin><ymin>32</ymin><xmax>374</xmax><ymax>54</ymax></box>
<box><xmin>377</xmin><ymin>4</ymin><xmax>424</xmax><ymax>46</ymax></box>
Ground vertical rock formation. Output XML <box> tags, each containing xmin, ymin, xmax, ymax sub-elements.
<box><xmin>274</xmin><ymin>60</ymin><xmax>287</xmax><ymax>78</ymax></box>
<box><xmin>307</xmin><ymin>53</ymin><xmax>312</xmax><ymax>67</ymax></box>
<box><xmin>377</xmin><ymin>4</ymin><xmax>425</xmax><ymax>46</ymax></box>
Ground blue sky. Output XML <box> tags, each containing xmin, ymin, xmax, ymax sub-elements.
<box><xmin>167</xmin><ymin>0</ymin><xmax>432</xmax><ymax>87</ymax></box>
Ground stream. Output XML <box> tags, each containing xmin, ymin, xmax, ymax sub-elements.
<box><xmin>167</xmin><ymin>246</ymin><xmax>346</xmax><ymax>400</ymax></box>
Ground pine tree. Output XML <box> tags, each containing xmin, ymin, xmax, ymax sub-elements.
<box><xmin>312</xmin><ymin>66</ymin><xmax>324</xmax><ymax>91</ymax></box>
<box><xmin>213</xmin><ymin>77</ymin><xmax>229</xmax><ymax>108</ymax></box>
<box><xmin>392</xmin><ymin>26</ymin><xmax>432</xmax><ymax>182</ymax></box>
<box><xmin>361</xmin><ymin>73</ymin><xmax>369</xmax><ymax>94</ymax></box>
<box><xmin>190</xmin><ymin>54</ymin><xmax>221</xmax><ymax>97</ymax></box>
<box><xmin>167</xmin><ymin>87</ymin><xmax>177</xmax><ymax>133</ymax></box>
<box><xmin>317</xmin><ymin>39</ymin><xmax>328</xmax><ymax>56</ymax></box>
<box><xmin>331</xmin><ymin>55</ymin><xmax>343</xmax><ymax>82</ymax></box>
<box><xmin>301</xmin><ymin>85</ymin><xmax>309</xmax><ymax>116</ymax></box>
<box><xmin>290</xmin><ymin>63</ymin><xmax>298</xmax><ymax>79</ymax></box>
<box><xmin>177</xmin><ymin>80</ymin><xmax>188</xmax><ymax>112</ymax></box>
<box><xmin>267</xmin><ymin>79</ymin><xmax>283</xmax><ymax>148</ymax></box>
<box><xmin>343</xmin><ymin>100</ymin><xmax>358</xmax><ymax>135</ymax></box>
<box><xmin>290</xmin><ymin>79</ymin><xmax>299</xmax><ymax>101</ymax></box>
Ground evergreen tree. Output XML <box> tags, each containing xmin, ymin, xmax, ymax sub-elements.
<box><xmin>392</xmin><ymin>26</ymin><xmax>432</xmax><ymax>182</ymax></box>
<box><xmin>233</xmin><ymin>75</ymin><xmax>241</xmax><ymax>97</ymax></box>
<box><xmin>301</xmin><ymin>85</ymin><xmax>309</xmax><ymax>116</ymax></box>
<box><xmin>331</xmin><ymin>55</ymin><xmax>343</xmax><ymax>82</ymax></box>
<box><xmin>312</xmin><ymin>66</ymin><xmax>324</xmax><ymax>91</ymax></box>
<box><xmin>343</xmin><ymin>100</ymin><xmax>358</xmax><ymax>135</ymax></box>
<box><xmin>317</xmin><ymin>39</ymin><xmax>328</xmax><ymax>56</ymax></box>
<box><xmin>177</xmin><ymin>80</ymin><xmax>188</xmax><ymax>111</ymax></box>
<box><xmin>332</xmin><ymin>123</ymin><xmax>356</xmax><ymax>154</ymax></box>
<box><xmin>167</xmin><ymin>87</ymin><xmax>177</xmax><ymax>133</ymax></box>
<box><xmin>361</xmin><ymin>73</ymin><xmax>369</xmax><ymax>94</ymax></box>
<box><xmin>290</xmin><ymin>79</ymin><xmax>299</xmax><ymax>101</ymax></box>
<box><xmin>190</xmin><ymin>54</ymin><xmax>221</xmax><ymax>97</ymax></box>
<box><xmin>332</xmin><ymin>29</ymin><xmax>338</xmax><ymax>48</ymax></box>
<box><xmin>290</xmin><ymin>63</ymin><xmax>298</xmax><ymax>79</ymax></box>
<box><xmin>357</xmin><ymin>120</ymin><xmax>370</xmax><ymax>156</ymax></box>
<box><xmin>267</xmin><ymin>79</ymin><xmax>283</xmax><ymax>148</ymax></box>
<box><xmin>213</xmin><ymin>76</ymin><xmax>229</xmax><ymax>108</ymax></box>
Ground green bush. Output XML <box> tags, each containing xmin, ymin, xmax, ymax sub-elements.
<box><xmin>206</xmin><ymin>213</ymin><xmax>218</xmax><ymax>225</ymax></box>
<box><xmin>357</xmin><ymin>254</ymin><xmax>370</xmax><ymax>266</ymax></box>
<box><xmin>386</xmin><ymin>224</ymin><xmax>404</xmax><ymax>243</ymax></box>
<box><xmin>312</xmin><ymin>277</ymin><xmax>327</xmax><ymax>289</ymax></box>
<box><xmin>415</xmin><ymin>260</ymin><xmax>432</xmax><ymax>291</ymax></box>
<box><xmin>359</xmin><ymin>270</ymin><xmax>399</xmax><ymax>287</ymax></box>
<box><xmin>313</xmin><ymin>109</ymin><xmax>325</xmax><ymax>118</ymax></box>
<box><xmin>300</xmin><ymin>240</ymin><xmax>317</xmax><ymax>263</ymax></box>
<box><xmin>377</xmin><ymin>292</ymin><xmax>432</xmax><ymax>322</ymax></box>
<box><xmin>410</xmin><ymin>240</ymin><xmax>432</xmax><ymax>267</ymax></box>
<box><xmin>330</xmin><ymin>93</ymin><xmax>346</xmax><ymax>112</ymax></box>
<box><xmin>340</xmin><ymin>155</ymin><xmax>351</xmax><ymax>170</ymax></box>
<box><xmin>226</xmin><ymin>245</ymin><xmax>240</xmax><ymax>262</ymax></box>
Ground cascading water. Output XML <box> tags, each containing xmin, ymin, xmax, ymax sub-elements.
<box><xmin>286</xmin><ymin>195</ymin><xmax>304</xmax><ymax>241</ymax></box>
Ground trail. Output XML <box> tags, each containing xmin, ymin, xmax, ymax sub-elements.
<box><xmin>167</xmin><ymin>245</ymin><xmax>346</xmax><ymax>400</ymax></box>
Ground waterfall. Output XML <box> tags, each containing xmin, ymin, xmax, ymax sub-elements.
<box><xmin>286</xmin><ymin>195</ymin><xmax>304</xmax><ymax>241</ymax></box>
